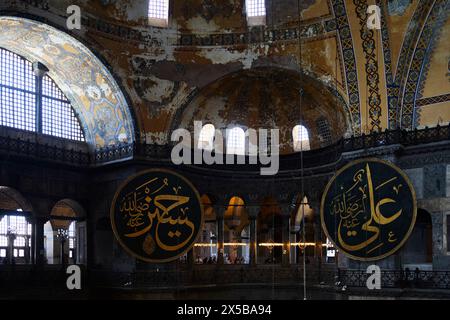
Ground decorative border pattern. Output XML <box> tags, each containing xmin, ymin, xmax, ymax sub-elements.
<box><xmin>179</xmin><ymin>20</ymin><xmax>337</xmax><ymax>47</ymax></box>
<box><xmin>0</xmin><ymin>17</ymin><xmax>136</xmax><ymax>149</ymax></box>
<box><xmin>5</xmin><ymin>0</ymin><xmax>339</xmax><ymax>47</ymax></box>
<box><xmin>414</xmin><ymin>1</ymin><xmax>450</xmax><ymax>126</ymax></box>
<box><xmin>395</xmin><ymin>0</ymin><xmax>435</xmax><ymax>128</ymax></box>
<box><xmin>353</xmin><ymin>0</ymin><xmax>382</xmax><ymax>132</ymax></box>
<box><xmin>331</xmin><ymin>0</ymin><xmax>361</xmax><ymax>135</ymax></box>
<box><xmin>401</xmin><ymin>0</ymin><xmax>448</xmax><ymax>129</ymax></box>
<box><xmin>416</xmin><ymin>93</ymin><xmax>450</xmax><ymax>107</ymax></box>
<box><xmin>377</xmin><ymin>0</ymin><xmax>397</xmax><ymax>130</ymax></box>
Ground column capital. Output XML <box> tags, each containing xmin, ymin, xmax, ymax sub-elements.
<box><xmin>32</xmin><ymin>62</ymin><xmax>49</xmax><ymax>77</ymax></box>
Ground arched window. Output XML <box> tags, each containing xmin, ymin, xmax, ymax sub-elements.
<box><xmin>224</xmin><ymin>196</ymin><xmax>249</xmax><ymax>264</ymax></box>
<box><xmin>316</xmin><ymin>117</ymin><xmax>332</xmax><ymax>146</ymax></box>
<box><xmin>0</xmin><ymin>48</ymin><xmax>85</xmax><ymax>141</ymax></box>
<box><xmin>293</xmin><ymin>125</ymin><xmax>310</xmax><ymax>151</ymax></box>
<box><xmin>246</xmin><ymin>0</ymin><xmax>266</xmax><ymax>26</ymax></box>
<box><xmin>227</xmin><ymin>127</ymin><xmax>246</xmax><ymax>155</ymax></box>
<box><xmin>148</xmin><ymin>0</ymin><xmax>169</xmax><ymax>27</ymax></box>
<box><xmin>0</xmin><ymin>212</ymin><xmax>32</xmax><ymax>262</ymax></box>
<box><xmin>198</xmin><ymin>124</ymin><xmax>215</xmax><ymax>151</ymax></box>
<box><xmin>68</xmin><ymin>221</ymin><xmax>76</xmax><ymax>260</ymax></box>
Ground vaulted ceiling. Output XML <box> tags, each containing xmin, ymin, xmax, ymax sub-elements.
<box><xmin>0</xmin><ymin>0</ymin><xmax>448</xmax><ymax>147</ymax></box>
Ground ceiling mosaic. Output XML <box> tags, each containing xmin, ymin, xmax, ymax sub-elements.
<box><xmin>0</xmin><ymin>0</ymin><xmax>448</xmax><ymax>146</ymax></box>
<box><xmin>0</xmin><ymin>16</ymin><xmax>135</xmax><ymax>149</ymax></box>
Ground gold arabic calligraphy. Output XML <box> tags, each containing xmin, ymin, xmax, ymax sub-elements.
<box><xmin>119</xmin><ymin>177</ymin><xmax>196</xmax><ymax>254</ymax></box>
<box><xmin>330</xmin><ymin>164</ymin><xmax>403</xmax><ymax>253</ymax></box>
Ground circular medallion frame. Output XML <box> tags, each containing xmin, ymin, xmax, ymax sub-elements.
<box><xmin>320</xmin><ymin>158</ymin><xmax>417</xmax><ymax>262</ymax></box>
<box><xmin>110</xmin><ymin>168</ymin><xmax>204</xmax><ymax>263</ymax></box>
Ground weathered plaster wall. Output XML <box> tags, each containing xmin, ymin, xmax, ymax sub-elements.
<box><xmin>177</xmin><ymin>68</ymin><xmax>349</xmax><ymax>153</ymax></box>
<box><xmin>0</xmin><ymin>0</ymin><xmax>449</xmax><ymax>150</ymax></box>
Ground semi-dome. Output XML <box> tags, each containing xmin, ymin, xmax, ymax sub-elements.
<box><xmin>177</xmin><ymin>67</ymin><xmax>350</xmax><ymax>154</ymax></box>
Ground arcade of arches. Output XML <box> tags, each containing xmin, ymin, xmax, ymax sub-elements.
<box><xmin>0</xmin><ymin>0</ymin><xmax>449</xmax><ymax>299</ymax></box>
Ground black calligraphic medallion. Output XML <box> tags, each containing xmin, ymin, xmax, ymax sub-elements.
<box><xmin>111</xmin><ymin>169</ymin><xmax>204</xmax><ymax>263</ymax></box>
<box><xmin>321</xmin><ymin>158</ymin><xmax>417</xmax><ymax>261</ymax></box>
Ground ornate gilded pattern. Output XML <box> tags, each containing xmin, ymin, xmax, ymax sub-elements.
<box><xmin>331</xmin><ymin>0</ymin><xmax>362</xmax><ymax>135</ymax></box>
<box><xmin>0</xmin><ymin>17</ymin><xmax>135</xmax><ymax>149</ymax></box>
<box><xmin>401</xmin><ymin>0</ymin><xmax>448</xmax><ymax>128</ymax></box>
<box><xmin>413</xmin><ymin>1</ymin><xmax>450</xmax><ymax>127</ymax></box>
<box><xmin>377</xmin><ymin>1</ymin><xmax>397</xmax><ymax>130</ymax></box>
<box><xmin>110</xmin><ymin>169</ymin><xmax>204</xmax><ymax>263</ymax></box>
<box><xmin>321</xmin><ymin>158</ymin><xmax>417</xmax><ymax>261</ymax></box>
<box><xmin>353</xmin><ymin>0</ymin><xmax>382</xmax><ymax>132</ymax></box>
<box><xmin>394</xmin><ymin>0</ymin><xmax>435</xmax><ymax>128</ymax></box>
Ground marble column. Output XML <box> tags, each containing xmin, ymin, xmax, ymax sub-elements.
<box><xmin>289</xmin><ymin>231</ymin><xmax>297</xmax><ymax>264</ymax></box>
<box><xmin>247</xmin><ymin>206</ymin><xmax>259</xmax><ymax>266</ymax></box>
<box><xmin>33</xmin><ymin>217</ymin><xmax>46</xmax><ymax>266</ymax></box>
<box><xmin>313</xmin><ymin>204</ymin><xmax>323</xmax><ymax>261</ymax></box>
<box><xmin>281</xmin><ymin>207</ymin><xmax>291</xmax><ymax>266</ymax></box>
<box><xmin>214</xmin><ymin>206</ymin><xmax>225</xmax><ymax>264</ymax></box>
<box><xmin>26</xmin><ymin>216</ymin><xmax>35</xmax><ymax>265</ymax></box>
<box><xmin>32</xmin><ymin>62</ymin><xmax>49</xmax><ymax>134</ymax></box>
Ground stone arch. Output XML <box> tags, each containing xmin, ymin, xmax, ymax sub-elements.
<box><xmin>0</xmin><ymin>186</ymin><xmax>34</xmax><ymax>214</ymax></box>
<box><xmin>224</xmin><ymin>193</ymin><xmax>250</xmax><ymax>206</ymax></box>
<box><xmin>291</xmin><ymin>195</ymin><xmax>314</xmax><ymax>230</ymax></box>
<box><xmin>224</xmin><ymin>196</ymin><xmax>248</xmax><ymax>234</ymax></box>
<box><xmin>0</xmin><ymin>186</ymin><xmax>34</xmax><ymax>264</ymax></box>
<box><xmin>399</xmin><ymin>1</ymin><xmax>449</xmax><ymax>129</ymax></box>
<box><xmin>201</xmin><ymin>194</ymin><xmax>217</xmax><ymax>221</ymax></box>
<box><xmin>257</xmin><ymin>196</ymin><xmax>284</xmax><ymax>264</ymax></box>
<box><xmin>222</xmin><ymin>196</ymin><xmax>250</xmax><ymax>264</ymax></box>
<box><xmin>0</xmin><ymin>16</ymin><xmax>136</xmax><ymax>149</ymax></box>
<box><xmin>401</xmin><ymin>208</ymin><xmax>433</xmax><ymax>267</ymax></box>
<box><xmin>290</xmin><ymin>194</ymin><xmax>316</xmax><ymax>260</ymax></box>
<box><xmin>46</xmin><ymin>199</ymin><xmax>87</xmax><ymax>265</ymax></box>
<box><xmin>194</xmin><ymin>194</ymin><xmax>219</xmax><ymax>264</ymax></box>
<box><xmin>49</xmin><ymin>199</ymin><xmax>86</xmax><ymax>230</ymax></box>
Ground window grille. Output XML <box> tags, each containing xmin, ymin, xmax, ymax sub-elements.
<box><xmin>0</xmin><ymin>48</ymin><xmax>85</xmax><ymax>141</ymax></box>
<box><xmin>227</xmin><ymin>127</ymin><xmax>246</xmax><ymax>155</ymax></box>
<box><xmin>293</xmin><ymin>125</ymin><xmax>311</xmax><ymax>151</ymax></box>
<box><xmin>148</xmin><ymin>0</ymin><xmax>169</xmax><ymax>27</ymax></box>
<box><xmin>316</xmin><ymin>117</ymin><xmax>332</xmax><ymax>146</ymax></box>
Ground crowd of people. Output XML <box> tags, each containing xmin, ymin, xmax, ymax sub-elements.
<box><xmin>193</xmin><ymin>255</ymin><xmax>247</xmax><ymax>265</ymax></box>
<box><xmin>195</xmin><ymin>256</ymin><xmax>217</xmax><ymax>264</ymax></box>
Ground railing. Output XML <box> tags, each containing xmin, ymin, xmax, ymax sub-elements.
<box><xmin>90</xmin><ymin>265</ymin><xmax>335</xmax><ymax>289</ymax></box>
<box><xmin>1</xmin><ymin>124</ymin><xmax>450</xmax><ymax>168</ymax></box>
<box><xmin>343</xmin><ymin>125</ymin><xmax>450</xmax><ymax>151</ymax></box>
<box><xmin>339</xmin><ymin>269</ymin><xmax>450</xmax><ymax>290</ymax></box>
<box><xmin>1</xmin><ymin>266</ymin><xmax>450</xmax><ymax>293</ymax></box>
<box><xmin>0</xmin><ymin>264</ymin><xmax>334</xmax><ymax>289</ymax></box>
<box><xmin>0</xmin><ymin>135</ymin><xmax>91</xmax><ymax>165</ymax></box>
